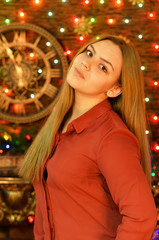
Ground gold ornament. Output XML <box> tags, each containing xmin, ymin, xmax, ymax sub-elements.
<box><xmin>74</xmin><ymin>16</ymin><xmax>93</xmax><ymax>36</ymax></box>
<box><xmin>129</xmin><ymin>0</ymin><xmax>144</xmax><ymax>6</ymax></box>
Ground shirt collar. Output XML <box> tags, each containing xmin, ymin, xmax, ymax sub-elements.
<box><xmin>71</xmin><ymin>98</ymin><xmax>112</xmax><ymax>134</ymax></box>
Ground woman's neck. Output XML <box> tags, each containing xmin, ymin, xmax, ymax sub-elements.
<box><xmin>71</xmin><ymin>91</ymin><xmax>107</xmax><ymax>120</ymax></box>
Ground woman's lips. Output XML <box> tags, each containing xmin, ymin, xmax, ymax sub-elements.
<box><xmin>74</xmin><ymin>68</ymin><xmax>85</xmax><ymax>79</ymax></box>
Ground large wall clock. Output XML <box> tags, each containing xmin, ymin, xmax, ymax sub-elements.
<box><xmin>0</xmin><ymin>23</ymin><xmax>68</xmax><ymax>123</ymax></box>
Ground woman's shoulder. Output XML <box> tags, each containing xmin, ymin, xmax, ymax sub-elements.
<box><xmin>100</xmin><ymin>109</ymin><xmax>140</xmax><ymax>151</ymax></box>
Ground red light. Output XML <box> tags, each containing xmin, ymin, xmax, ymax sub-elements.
<box><xmin>4</xmin><ymin>87</ymin><xmax>12</xmax><ymax>95</ymax></box>
<box><xmin>155</xmin><ymin>145</ymin><xmax>159</xmax><ymax>151</ymax></box>
<box><xmin>19</xmin><ymin>11</ymin><xmax>25</xmax><ymax>17</ymax></box>
<box><xmin>153</xmin><ymin>165</ymin><xmax>157</xmax><ymax>169</ymax></box>
<box><xmin>0</xmin><ymin>150</ymin><xmax>3</xmax><ymax>154</ymax></box>
<box><xmin>4</xmin><ymin>88</ymin><xmax>9</xmax><ymax>93</ymax></box>
<box><xmin>29</xmin><ymin>52</ymin><xmax>35</xmax><ymax>59</ymax></box>
<box><xmin>155</xmin><ymin>44</ymin><xmax>159</xmax><ymax>49</ymax></box>
<box><xmin>154</xmin><ymin>81</ymin><xmax>158</xmax><ymax>86</ymax></box>
<box><xmin>107</xmin><ymin>18</ymin><xmax>115</xmax><ymax>25</ymax></box>
<box><xmin>35</xmin><ymin>0</ymin><xmax>40</xmax><ymax>4</ymax></box>
<box><xmin>27</xmin><ymin>215</ymin><xmax>34</xmax><ymax>224</ymax></box>
<box><xmin>74</xmin><ymin>17</ymin><xmax>79</xmax><ymax>23</ymax></box>
<box><xmin>116</xmin><ymin>0</ymin><xmax>122</xmax><ymax>4</ymax></box>
<box><xmin>79</xmin><ymin>36</ymin><xmax>84</xmax><ymax>41</ymax></box>
<box><xmin>66</xmin><ymin>50</ymin><xmax>71</xmax><ymax>55</ymax></box>
<box><xmin>148</xmin><ymin>11</ymin><xmax>156</xmax><ymax>20</ymax></box>
<box><xmin>85</xmin><ymin>0</ymin><xmax>90</xmax><ymax>4</ymax></box>
<box><xmin>154</xmin><ymin>116</ymin><xmax>158</xmax><ymax>121</ymax></box>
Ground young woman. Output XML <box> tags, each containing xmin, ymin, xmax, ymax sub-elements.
<box><xmin>19</xmin><ymin>34</ymin><xmax>157</xmax><ymax>240</ymax></box>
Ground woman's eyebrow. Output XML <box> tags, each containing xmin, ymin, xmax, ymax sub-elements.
<box><xmin>90</xmin><ymin>44</ymin><xmax>114</xmax><ymax>71</ymax></box>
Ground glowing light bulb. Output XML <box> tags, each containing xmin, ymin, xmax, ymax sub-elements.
<box><xmin>145</xmin><ymin>97</ymin><xmax>149</xmax><ymax>102</ymax></box>
<box><xmin>30</xmin><ymin>94</ymin><xmax>35</xmax><ymax>98</ymax></box>
<box><xmin>38</xmin><ymin>69</ymin><xmax>42</xmax><ymax>74</ymax></box>
<box><xmin>4</xmin><ymin>88</ymin><xmax>9</xmax><ymax>93</ymax></box>
<box><xmin>96</xmin><ymin>36</ymin><xmax>100</xmax><ymax>40</ymax></box>
<box><xmin>5</xmin><ymin>0</ymin><xmax>11</xmax><ymax>2</ymax></box>
<box><xmin>90</xmin><ymin>17</ymin><xmax>95</xmax><ymax>23</ymax></box>
<box><xmin>46</xmin><ymin>41</ymin><xmax>51</xmax><ymax>46</ymax></box>
<box><xmin>156</xmin><ymin>145</ymin><xmax>159</xmax><ymax>151</ymax></box>
<box><xmin>4</xmin><ymin>133</ymin><xmax>10</xmax><ymax>141</ymax></box>
<box><xmin>29</xmin><ymin>52</ymin><xmax>35</xmax><ymax>58</ymax></box>
<box><xmin>148</xmin><ymin>11</ymin><xmax>156</xmax><ymax>20</ymax></box>
<box><xmin>66</xmin><ymin>50</ymin><xmax>71</xmax><ymax>55</ymax></box>
<box><xmin>60</xmin><ymin>28</ymin><xmax>65</xmax><ymax>33</ymax></box>
<box><xmin>74</xmin><ymin>18</ymin><xmax>79</xmax><ymax>23</ymax></box>
<box><xmin>141</xmin><ymin>66</ymin><xmax>145</xmax><ymax>71</ymax></box>
<box><xmin>145</xmin><ymin>130</ymin><xmax>149</xmax><ymax>134</ymax></box>
<box><xmin>116</xmin><ymin>0</ymin><xmax>121</xmax><ymax>4</ymax></box>
<box><xmin>100</xmin><ymin>0</ymin><xmax>104</xmax><ymax>4</ymax></box>
<box><xmin>0</xmin><ymin>150</ymin><xmax>3</xmax><ymax>154</ymax></box>
<box><xmin>154</xmin><ymin>81</ymin><xmax>158</xmax><ymax>86</ymax></box>
<box><xmin>48</xmin><ymin>11</ymin><xmax>53</xmax><ymax>16</ymax></box>
<box><xmin>6</xmin><ymin>144</ymin><xmax>10</xmax><ymax>149</ymax></box>
<box><xmin>19</xmin><ymin>11</ymin><xmax>25</xmax><ymax>17</ymax></box>
<box><xmin>35</xmin><ymin>0</ymin><xmax>40</xmax><ymax>4</ymax></box>
<box><xmin>79</xmin><ymin>36</ymin><xmax>84</xmax><ymax>41</ymax></box>
<box><xmin>124</xmin><ymin>18</ymin><xmax>129</xmax><ymax>24</ymax></box>
<box><xmin>5</xmin><ymin>18</ymin><xmax>10</xmax><ymax>24</ymax></box>
<box><xmin>27</xmin><ymin>216</ymin><xmax>34</xmax><ymax>224</ymax></box>
<box><xmin>155</xmin><ymin>44</ymin><xmax>159</xmax><ymax>50</ymax></box>
<box><xmin>138</xmin><ymin>3</ymin><xmax>143</xmax><ymax>8</ymax></box>
<box><xmin>54</xmin><ymin>59</ymin><xmax>59</xmax><ymax>64</ymax></box>
<box><xmin>138</xmin><ymin>34</ymin><xmax>143</xmax><ymax>39</ymax></box>
<box><xmin>153</xmin><ymin>116</ymin><xmax>158</xmax><ymax>121</ymax></box>
<box><xmin>62</xmin><ymin>0</ymin><xmax>67</xmax><ymax>2</ymax></box>
<box><xmin>85</xmin><ymin>0</ymin><xmax>90</xmax><ymax>4</ymax></box>
<box><xmin>107</xmin><ymin>18</ymin><xmax>115</xmax><ymax>25</ymax></box>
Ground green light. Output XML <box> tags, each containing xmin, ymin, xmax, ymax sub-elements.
<box><xmin>96</xmin><ymin>36</ymin><xmax>100</xmax><ymax>40</ymax></box>
<box><xmin>100</xmin><ymin>0</ymin><xmax>104</xmax><ymax>4</ymax></box>
<box><xmin>124</xmin><ymin>18</ymin><xmax>130</xmax><ymax>24</ymax></box>
<box><xmin>5</xmin><ymin>18</ymin><xmax>10</xmax><ymax>24</ymax></box>
<box><xmin>152</xmin><ymin>172</ymin><xmax>155</xmax><ymax>177</ymax></box>
<box><xmin>5</xmin><ymin>0</ymin><xmax>11</xmax><ymax>2</ymax></box>
<box><xmin>90</xmin><ymin>18</ymin><xmax>95</xmax><ymax>23</ymax></box>
<box><xmin>48</xmin><ymin>11</ymin><xmax>53</xmax><ymax>17</ymax></box>
<box><xmin>15</xmin><ymin>140</ymin><xmax>20</xmax><ymax>145</ymax></box>
<box><xmin>62</xmin><ymin>0</ymin><xmax>67</xmax><ymax>2</ymax></box>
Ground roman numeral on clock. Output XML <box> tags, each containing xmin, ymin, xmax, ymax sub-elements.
<box><xmin>50</xmin><ymin>68</ymin><xmax>61</xmax><ymax>78</ymax></box>
<box><xmin>34</xmin><ymin>99</ymin><xmax>44</xmax><ymax>111</ymax></box>
<box><xmin>0</xmin><ymin>96</ymin><xmax>10</xmax><ymax>111</ymax></box>
<box><xmin>45</xmin><ymin>50</ymin><xmax>56</xmax><ymax>60</ymax></box>
<box><xmin>44</xmin><ymin>84</ymin><xmax>57</xmax><ymax>98</ymax></box>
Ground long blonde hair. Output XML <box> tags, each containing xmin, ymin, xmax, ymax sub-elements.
<box><xmin>19</xmin><ymin>34</ymin><xmax>152</xmax><ymax>187</ymax></box>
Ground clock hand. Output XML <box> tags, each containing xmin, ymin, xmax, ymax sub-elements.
<box><xmin>1</xmin><ymin>42</ymin><xmax>25</xmax><ymax>87</ymax></box>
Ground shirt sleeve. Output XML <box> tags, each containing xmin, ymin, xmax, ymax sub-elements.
<box><xmin>33</xmin><ymin>195</ymin><xmax>45</xmax><ymax>240</ymax></box>
<box><xmin>97</xmin><ymin>128</ymin><xmax>157</xmax><ymax>240</ymax></box>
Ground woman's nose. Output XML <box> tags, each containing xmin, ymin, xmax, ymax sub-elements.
<box><xmin>81</xmin><ymin>60</ymin><xmax>90</xmax><ymax>71</ymax></box>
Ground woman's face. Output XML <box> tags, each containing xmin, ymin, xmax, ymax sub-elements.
<box><xmin>66</xmin><ymin>40</ymin><xmax>123</xmax><ymax>98</ymax></box>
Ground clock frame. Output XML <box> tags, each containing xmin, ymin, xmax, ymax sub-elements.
<box><xmin>0</xmin><ymin>23</ymin><xmax>68</xmax><ymax>123</ymax></box>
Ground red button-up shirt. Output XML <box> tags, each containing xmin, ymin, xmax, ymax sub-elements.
<box><xmin>33</xmin><ymin>98</ymin><xmax>157</xmax><ymax>240</ymax></box>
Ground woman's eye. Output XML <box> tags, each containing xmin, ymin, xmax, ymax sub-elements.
<box><xmin>100</xmin><ymin>64</ymin><xmax>107</xmax><ymax>73</ymax></box>
<box><xmin>86</xmin><ymin>49</ymin><xmax>93</xmax><ymax>57</ymax></box>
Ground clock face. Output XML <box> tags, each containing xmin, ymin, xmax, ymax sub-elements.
<box><xmin>0</xmin><ymin>23</ymin><xmax>68</xmax><ymax>123</ymax></box>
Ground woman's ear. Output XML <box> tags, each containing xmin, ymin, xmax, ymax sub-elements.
<box><xmin>106</xmin><ymin>85</ymin><xmax>122</xmax><ymax>98</ymax></box>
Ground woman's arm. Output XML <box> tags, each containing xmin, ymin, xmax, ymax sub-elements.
<box><xmin>97</xmin><ymin>128</ymin><xmax>157</xmax><ymax>240</ymax></box>
<box><xmin>33</xmin><ymin>196</ymin><xmax>45</xmax><ymax>240</ymax></box>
